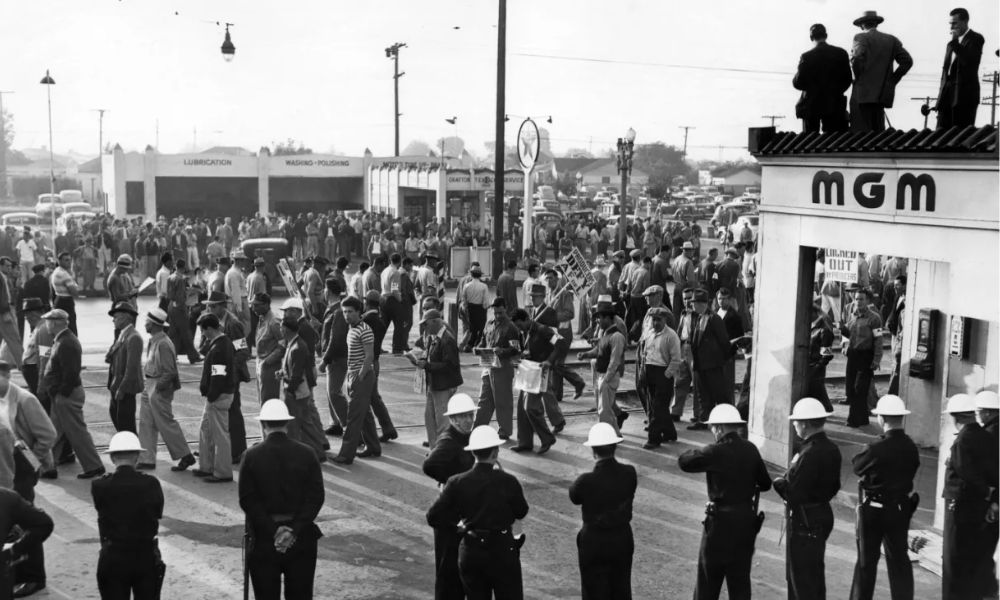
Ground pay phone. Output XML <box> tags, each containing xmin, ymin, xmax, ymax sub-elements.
<box><xmin>908</xmin><ymin>308</ymin><xmax>939</xmax><ymax>379</ymax></box>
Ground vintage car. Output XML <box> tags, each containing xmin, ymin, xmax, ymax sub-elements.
<box><xmin>240</xmin><ymin>237</ymin><xmax>291</xmax><ymax>293</ymax></box>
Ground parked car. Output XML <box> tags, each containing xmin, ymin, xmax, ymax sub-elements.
<box><xmin>57</xmin><ymin>211</ymin><xmax>96</xmax><ymax>235</ymax></box>
<box><xmin>1</xmin><ymin>212</ymin><xmax>40</xmax><ymax>230</ymax></box>
<box><xmin>58</xmin><ymin>189</ymin><xmax>84</xmax><ymax>204</ymax></box>
<box><xmin>61</xmin><ymin>201</ymin><xmax>93</xmax><ymax>216</ymax></box>
<box><xmin>35</xmin><ymin>193</ymin><xmax>64</xmax><ymax>218</ymax></box>
<box><xmin>241</xmin><ymin>238</ymin><xmax>290</xmax><ymax>293</ymax></box>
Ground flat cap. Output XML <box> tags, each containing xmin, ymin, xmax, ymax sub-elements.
<box><xmin>642</xmin><ymin>285</ymin><xmax>665</xmax><ymax>296</ymax></box>
<box><xmin>41</xmin><ymin>309</ymin><xmax>69</xmax><ymax>321</ymax></box>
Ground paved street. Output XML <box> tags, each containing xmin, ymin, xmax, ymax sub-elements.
<box><xmin>21</xmin><ymin>297</ymin><xmax>940</xmax><ymax>599</ymax></box>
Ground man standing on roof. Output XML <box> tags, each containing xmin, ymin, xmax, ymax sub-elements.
<box><xmin>849</xmin><ymin>10</ymin><xmax>913</xmax><ymax>133</ymax></box>
<box><xmin>794</xmin><ymin>24</ymin><xmax>852</xmax><ymax>133</ymax></box>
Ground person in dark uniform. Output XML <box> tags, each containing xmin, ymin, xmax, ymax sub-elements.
<box><xmin>678</xmin><ymin>404</ymin><xmax>771</xmax><ymax>600</ymax></box>
<box><xmin>426</xmin><ymin>425</ymin><xmax>529</xmax><ymax>600</ymax></box>
<box><xmin>941</xmin><ymin>393</ymin><xmax>999</xmax><ymax>600</ymax></box>
<box><xmin>423</xmin><ymin>394</ymin><xmax>477</xmax><ymax>600</ymax></box>
<box><xmin>793</xmin><ymin>23</ymin><xmax>852</xmax><ymax>132</ymax></box>
<box><xmin>91</xmin><ymin>431</ymin><xmax>165</xmax><ymax>600</ymax></box>
<box><xmin>807</xmin><ymin>300</ymin><xmax>836</xmax><ymax>412</ymax></box>
<box><xmin>975</xmin><ymin>389</ymin><xmax>1000</xmax><ymax>595</ymax></box>
<box><xmin>569</xmin><ymin>422</ymin><xmax>637</xmax><ymax>600</ymax></box>
<box><xmin>0</xmin><ymin>487</ymin><xmax>53</xmax><ymax>600</ymax></box>
<box><xmin>849</xmin><ymin>394</ymin><xmax>920</xmax><ymax>600</ymax></box>
<box><xmin>773</xmin><ymin>397</ymin><xmax>841</xmax><ymax>600</ymax></box>
<box><xmin>239</xmin><ymin>399</ymin><xmax>324</xmax><ymax>600</ymax></box>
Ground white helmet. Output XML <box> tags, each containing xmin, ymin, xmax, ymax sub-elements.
<box><xmin>464</xmin><ymin>426</ymin><xmax>503</xmax><ymax>451</ymax></box>
<box><xmin>583</xmin><ymin>422</ymin><xmax>624</xmax><ymax>447</ymax></box>
<box><xmin>871</xmin><ymin>394</ymin><xmax>911</xmax><ymax>416</ymax></box>
<box><xmin>257</xmin><ymin>399</ymin><xmax>294</xmax><ymax>421</ymax></box>
<box><xmin>444</xmin><ymin>393</ymin><xmax>478</xmax><ymax>416</ymax></box>
<box><xmin>107</xmin><ymin>431</ymin><xmax>143</xmax><ymax>453</ymax></box>
<box><xmin>974</xmin><ymin>390</ymin><xmax>1000</xmax><ymax>410</ymax></box>
<box><xmin>280</xmin><ymin>297</ymin><xmax>304</xmax><ymax>312</ymax></box>
<box><xmin>944</xmin><ymin>393</ymin><xmax>976</xmax><ymax>414</ymax></box>
<box><xmin>705</xmin><ymin>404</ymin><xmax>746</xmax><ymax>425</ymax></box>
<box><xmin>788</xmin><ymin>397</ymin><xmax>833</xmax><ymax>421</ymax></box>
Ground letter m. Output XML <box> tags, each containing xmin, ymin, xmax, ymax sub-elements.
<box><xmin>896</xmin><ymin>173</ymin><xmax>935</xmax><ymax>212</ymax></box>
<box><xmin>812</xmin><ymin>171</ymin><xmax>844</xmax><ymax>205</ymax></box>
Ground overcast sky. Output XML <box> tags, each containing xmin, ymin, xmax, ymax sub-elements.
<box><xmin>4</xmin><ymin>0</ymin><xmax>998</xmax><ymax>161</ymax></box>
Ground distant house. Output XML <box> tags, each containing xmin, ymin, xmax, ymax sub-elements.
<box><xmin>548</xmin><ymin>157</ymin><xmax>649</xmax><ymax>195</ymax></box>
<box><xmin>710</xmin><ymin>165</ymin><xmax>762</xmax><ymax>195</ymax></box>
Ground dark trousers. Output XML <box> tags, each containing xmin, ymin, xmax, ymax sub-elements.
<box><xmin>337</xmin><ymin>370</ymin><xmax>380</xmax><ymax>460</ymax></box>
<box><xmin>96</xmin><ymin>547</ymin><xmax>158</xmax><ymax>600</ymax></box>
<box><xmin>248</xmin><ymin>531</ymin><xmax>318</xmax><ymax>600</ymax></box>
<box><xmin>370</xmin><ymin>360</ymin><xmax>397</xmax><ymax>436</ymax></box>
<box><xmin>694</xmin><ymin>366</ymin><xmax>728</xmax><ymax>422</ymax></box>
<box><xmin>695</xmin><ymin>510</ymin><xmax>758</xmax><ymax>600</ymax></box>
<box><xmin>851</xmin><ymin>104</ymin><xmax>887</xmax><ymax>133</ymax></box>
<box><xmin>22</xmin><ymin>363</ymin><xmax>38</xmax><ymax>397</ymax></box>
<box><xmin>578</xmin><ymin>526</ymin><xmax>633</xmax><ymax>600</ymax></box>
<box><xmin>168</xmin><ymin>306</ymin><xmax>199</xmax><ymax>362</ymax></box>
<box><xmin>672</xmin><ymin>287</ymin><xmax>686</xmax><ymax>325</ymax></box>
<box><xmin>248</xmin><ymin>310</ymin><xmax>259</xmax><ymax>356</ymax></box>
<box><xmin>849</xmin><ymin>501</ymin><xmax>913</xmax><ymax>600</ymax></box>
<box><xmin>516</xmin><ymin>390</ymin><xmax>555</xmax><ymax>448</ymax></box>
<box><xmin>229</xmin><ymin>388</ymin><xmax>246</xmax><ymax>462</ymax></box>
<box><xmin>551</xmin><ymin>363</ymin><xmax>586</xmax><ymax>404</ymax></box>
<box><xmin>464</xmin><ymin>304</ymin><xmax>487</xmax><ymax>351</ymax></box>
<box><xmin>802</xmin><ymin>113</ymin><xmax>848</xmax><ymax>134</ymax></box>
<box><xmin>643</xmin><ymin>366</ymin><xmax>676</xmax><ymax>443</ymax></box>
<box><xmin>433</xmin><ymin>527</ymin><xmax>466</xmax><ymax>600</ymax></box>
<box><xmin>109</xmin><ymin>392</ymin><xmax>137</xmax><ymax>433</ymax></box>
<box><xmin>53</xmin><ymin>295</ymin><xmax>77</xmax><ymax>336</ymax></box>
<box><xmin>845</xmin><ymin>349</ymin><xmax>874</xmax><ymax>427</ymax></box>
<box><xmin>786</xmin><ymin>503</ymin><xmax>834</xmax><ymax>600</ymax></box>
<box><xmin>458</xmin><ymin>535</ymin><xmax>523</xmax><ymax>600</ymax></box>
<box><xmin>936</xmin><ymin>84</ymin><xmax>978</xmax><ymax>129</ymax></box>
<box><xmin>12</xmin><ymin>452</ymin><xmax>45</xmax><ymax>587</ymax></box>
<box><xmin>943</xmin><ymin>497</ymin><xmax>995</xmax><ymax>600</ymax></box>
<box><xmin>807</xmin><ymin>364</ymin><xmax>833</xmax><ymax>412</ymax></box>
<box><xmin>382</xmin><ymin>297</ymin><xmax>408</xmax><ymax>354</ymax></box>
<box><xmin>625</xmin><ymin>296</ymin><xmax>646</xmax><ymax>333</ymax></box>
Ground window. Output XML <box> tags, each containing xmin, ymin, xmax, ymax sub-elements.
<box><xmin>601</xmin><ymin>176</ymin><xmax>611</xmax><ymax>184</ymax></box>
<box><xmin>125</xmin><ymin>181</ymin><xmax>145</xmax><ymax>214</ymax></box>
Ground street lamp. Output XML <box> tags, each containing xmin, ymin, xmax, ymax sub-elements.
<box><xmin>40</xmin><ymin>69</ymin><xmax>56</xmax><ymax>233</ymax></box>
<box><xmin>575</xmin><ymin>171</ymin><xmax>582</xmax><ymax>198</ymax></box>
<box><xmin>221</xmin><ymin>23</ymin><xmax>235</xmax><ymax>62</ymax></box>
<box><xmin>616</xmin><ymin>127</ymin><xmax>636</xmax><ymax>251</ymax></box>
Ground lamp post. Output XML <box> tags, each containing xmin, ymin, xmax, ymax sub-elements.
<box><xmin>221</xmin><ymin>23</ymin><xmax>235</xmax><ymax>61</ymax></box>
<box><xmin>575</xmin><ymin>171</ymin><xmax>582</xmax><ymax>199</ymax></box>
<box><xmin>40</xmin><ymin>70</ymin><xmax>56</xmax><ymax>233</ymax></box>
<box><xmin>385</xmin><ymin>42</ymin><xmax>406</xmax><ymax>156</ymax></box>
<box><xmin>616</xmin><ymin>127</ymin><xmax>635</xmax><ymax>251</ymax></box>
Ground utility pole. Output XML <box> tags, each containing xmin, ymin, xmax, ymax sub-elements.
<box><xmin>385</xmin><ymin>42</ymin><xmax>406</xmax><ymax>156</ymax></box>
<box><xmin>92</xmin><ymin>109</ymin><xmax>106</xmax><ymax>211</ymax></box>
<box><xmin>678</xmin><ymin>125</ymin><xmax>694</xmax><ymax>155</ymax></box>
<box><xmin>983</xmin><ymin>71</ymin><xmax>999</xmax><ymax>126</ymax></box>
<box><xmin>492</xmin><ymin>0</ymin><xmax>506</xmax><ymax>278</ymax></box>
<box><xmin>0</xmin><ymin>90</ymin><xmax>13</xmax><ymax>199</ymax></box>
<box><xmin>761</xmin><ymin>115</ymin><xmax>785</xmax><ymax>128</ymax></box>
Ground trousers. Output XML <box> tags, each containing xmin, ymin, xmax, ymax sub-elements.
<box><xmin>338</xmin><ymin>370</ymin><xmax>380</xmax><ymax>460</ymax></box>
<box><xmin>516</xmin><ymin>390</ymin><xmax>556</xmax><ymax>448</ymax></box>
<box><xmin>198</xmin><ymin>394</ymin><xmax>233</xmax><ymax>478</ymax></box>
<box><xmin>53</xmin><ymin>296</ymin><xmax>77</xmax><ymax>336</ymax></box>
<box><xmin>285</xmin><ymin>393</ymin><xmax>327</xmax><ymax>460</ymax></box>
<box><xmin>247</xmin><ymin>529</ymin><xmax>318</xmax><ymax>600</ymax></box>
<box><xmin>672</xmin><ymin>354</ymin><xmax>701</xmax><ymax>418</ymax></box>
<box><xmin>51</xmin><ymin>386</ymin><xmax>103</xmax><ymax>472</ymax></box>
<box><xmin>229</xmin><ymin>388</ymin><xmax>247</xmax><ymax>462</ymax></box>
<box><xmin>458</xmin><ymin>535</ymin><xmax>523</xmax><ymax>600</ymax></box>
<box><xmin>474</xmin><ymin>366</ymin><xmax>515</xmax><ymax>437</ymax></box>
<box><xmin>643</xmin><ymin>366</ymin><xmax>676</xmax><ymax>443</ymax></box>
<box><xmin>596</xmin><ymin>372</ymin><xmax>621</xmax><ymax>435</ymax></box>
<box><xmin>138</xmin><ymin>382</ymin><xmax>192</xmax><ymax>464</ymax></box>
<box><xmin>695</xmin><ymin>510</ymin><xmax>757</xmax><ymax>600</ymax></box>
<box><xmin>845</xmin><ymin>349</ymin><xmax>874</xmax><ymax>427</ymax></box>
<box><xmin>109</xmin><ymin>392</ymin><xmax>137</xmax><ymax>433</ymax></box>
<box><xmin>325</xmin><ymin>359</ymin><xmax>349</xmax><ymax>427</ymax></box>
<box><xmin>168</xmin><ymin>306</ymin><xmax>199</xmax><ymax>362</ymax></box>
<box><xmin>433</xmin><ymin>527</ymin><xmax>466</xmax><ymax>600</ymax></box>
<box><xmin>694</xmin><ymin>366</ymin><xmax>728</xmax><ymax>422</ymax></box>
<box><xmin>942</xmin><ymin>497</ymin><xmax>995</xmax><ymax>600</ymax></box>
<box><xmin>96</xmin><ymin>547</ymin><xmax>158</xmax><ymax>600</ymax></box>
<box><xmin>786</xmin><ymin>503</ymin><xmax>834</xmax><ymax>600</ymax></box>
<box><xmin>425</xmin><ymin>387</ymin><xmax>455</xmax><ymax>447</ymax></box>
<box><xmin>578</xmin><ymin>526</ymin><xmax>633</xmax><ymax>600</ymax></box>
<box><xmin>849</xmin><ymin>500</ymin><xmax>913</xmax><ymax>600</ymax></box>
<box><xmin>12</xmin><ymin>451</ymin><xmax>45</xmax><ymax>588</ymax></box>
<box><xmin>370</xmin><ymin>360</ymin><xmax>397</xmax><ymax>437</ymax></box>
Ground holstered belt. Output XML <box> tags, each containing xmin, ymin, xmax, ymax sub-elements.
<box><xmin>270</xmin><ymin>513</ymin><xmax>294</xmax><ymax>523</ymax></box>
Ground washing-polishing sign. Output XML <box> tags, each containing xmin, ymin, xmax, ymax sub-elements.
<box><xmin>517</xmin><ymin>118</ymin><xmax>540</xmax><ymax>171</ymax></box>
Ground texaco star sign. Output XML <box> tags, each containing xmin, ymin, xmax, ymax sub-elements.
<box><xmin>517</xmin><ymin>118</ymin><xmax>540</xmax><ymax>171</ymax></box>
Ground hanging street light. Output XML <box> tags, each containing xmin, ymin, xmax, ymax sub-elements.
<box><xmin>40</xmin><ymin>69</ymin><xmax>57</xmax><ymax>232</ymax></box>
<box><xmin>221</xmin><ymin>23</ymin><xmax>235</xmax><ymax>62</ymax></box>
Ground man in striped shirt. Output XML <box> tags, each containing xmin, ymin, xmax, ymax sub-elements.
<box><xmin>332</xmin><ymin>296</ymin><xmax>380</xmax><ymax>465</ymax></box>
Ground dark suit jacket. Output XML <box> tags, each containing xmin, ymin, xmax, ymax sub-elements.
<box><xmin>793</xmin><ymin>42</ymin><xmax>852</xmax><ymax>118</ymax></box>
<box><xmin>938</xmin><ymin>29</ymin><xmax>984</xmax><ymax>110</ymax></box>
<box><xmin>691</xmin><ymin>312</ymin><xmax>734</xmax><ymax>371</ymax></box>
<box><xmin>422</xmin><ymin>425</ymin><xmax>474</xmax><ymax>485</ymax></box>
<box><xmin>718</xmin><ymin>308</ymin><xmax>744</xmax><ymax>342</ymax></box>
<box><xmin>850</xmin><ymin>29</ymin><xmax>913</xmax><ymax>107</ymax></box>
<box><xmin>423</xmin><ymin>331</ymin><xmax>463</xmax><ymax>391</ymax></box>
<box><xmin>108</xmin><ymin>326</ymin><xmax>144</xmax><ymax>396</ymax></box>
<box><xmin>21</xmin><ymin>274</ymin><xmax>52</xmax><ymax>310</ymax></box>
<box><xmin>569</xmin><ymin>458</ymin><xmax>637</xmax><ymax>531</ymax></box>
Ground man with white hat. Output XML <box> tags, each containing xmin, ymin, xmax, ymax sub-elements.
<box><xmin>91</xmin><ymin>431</ymin><xmax>165</xmax><ymax>599</ymax></box>
<box><xmin>137</xmin><ymin>308</ymin><xmax>195</xmax><ymax>472</ymax></box>
<box><xmin>678</xmin><ymin>404</ymin><xmax>771</xmax><ymax>600</ymax></box>
<box><xmin>941</xmin><ymin>392</ymin><xmax>998</xmax><ymax>599</ymax></box>
<box><xmin>426</xmin><ymin>425</ymin><xmax>528</xmax><ymax>599</ymax></box>
<box><xmin>423</xmin><ymin>393</ymin><xmax>477</xmax><ymax>600</ymax></box>
<box><xmin>773</xmin><ymin>397</ymin><xmax>841</xmax><ymax>600</ymax></box>
<box><xmin>239</xmin><ymin>399</ymin><xmax>324</xmax><ymax>599</ymax></box>
<box><xmin>849</xmin><ymin>394</ymin><xmax>920</xmax><ymax>600</ymax></box>
<box><xmin>569</xmin><ymin>422</ymin><xmax>637</xmax><ymax>599</ymax></box>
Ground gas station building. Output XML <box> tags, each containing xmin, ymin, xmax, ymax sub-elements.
<box><xmin>747</xmin><ymin>125</ymin><xmax>998</xmax><ymax>529</ymax></box>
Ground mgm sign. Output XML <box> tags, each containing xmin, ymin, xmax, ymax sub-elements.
<box><xmin>812</xmin><ymin>170</ymin><xmax>935</xmax><ymax>212</ymax></box>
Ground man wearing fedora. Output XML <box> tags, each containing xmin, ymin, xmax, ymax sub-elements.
<box><xmin>936</xmin><ymin>8</ymin><xmax>985</xmax><ymax>129</ymax></box>
<box><xmin>671</xmin><ymin>241</ymin><xmax>697</xmax><ymax>325</ymax></box>
<box><xmin>410</xmin><ymin>308</ymin><xmax>463</xmax><ymax>448</ymax></box>
<box><xmin>773</xmin><ymin>398</ymin><xmax>842</xmax><ymax>600</ymax></box>
<box><xmin>849</xmin><ymin>395</ymin><xmax>920</xmax><ymax>600</ymax></box>
<box><xmin>570</xmin><ymin>422</ymin><xmax>637</xmax><ymax>599</ymax></box>
<box><xmin>793</xmin><ymin>24</ymin><xmax>852</xmax><ymax>133</ymax></box>
<box><xmin>137</xmin><ymin>307</ymin><xmax>195</xmax><ymax>472</ymax></box>
<box><xmin>473</xmin><ymin>297</ymin><xmax>521</xmax><ymax>440</ymax></box>
<box><xmin>849</xmin><ymin>10</ymin><xmax>913</xmax><ymax>133</ymax></box>
<box><xmin>106</xmin><ymin>254</ymin><xmax>138</xmax><ymax>316</ymax></box>
<box><xmin>239</xmin><ymin>400</ymin><xmax>324</xmax><ymax>599</ymax></box>
<box><xmin>107</xmin><ymin>302</ymin><xmax>144</xmax><ymax>434</ymax></box>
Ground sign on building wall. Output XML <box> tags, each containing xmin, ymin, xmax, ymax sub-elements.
<box><xmin>825</xmin><ymin>249</ymin><xmax>858</xmax><ymax>283</ymax></box>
